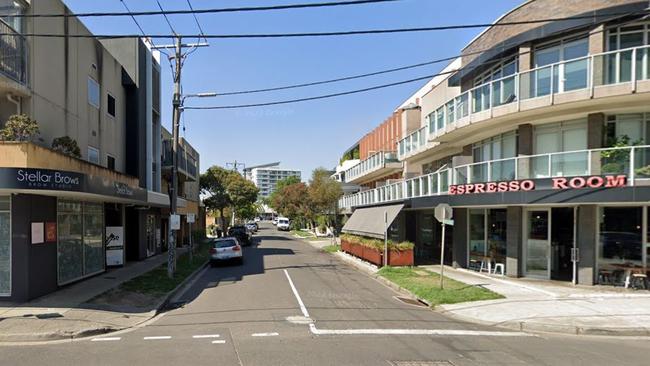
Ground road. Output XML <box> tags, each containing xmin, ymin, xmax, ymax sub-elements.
<box><xmin>2</xmin><ymin>223</ymin><xmax>649</xmax><ymax>365</ymax></box>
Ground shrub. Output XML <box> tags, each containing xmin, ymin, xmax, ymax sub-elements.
<box><xmin>339</xmin><ymin>233</ymin><xmax>413</xmax><ymax>251</ymax></box>
<box><xmin>51</xmin><ymin>136</ymin><xmax>82</xmax><ymax>158</ymax></box>
<box><xmin>0</xmin><ymin>114</ymin><xmax>39</xmax><ymax>141</ymax></box>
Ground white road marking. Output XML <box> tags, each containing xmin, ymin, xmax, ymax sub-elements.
<box><xmin>192</xmin><ymin>334</ymin><xmax>221</xmax><ymax>339</ymax></box>
<box><xmin>283</xmin><ymin>269</ymin><xmax>310</xmax><ymax>318</ymax></box>
<box><xmin>308</xmin><ymin>324</ymin><xmax>531</xmax><ymax>337</ymax></box>
<box><xmin>91</xmin><ymin>337</ymin><xmax>121</xmax><ymax>342</ymax></box>
<box><xmin>143</xmin><ymin>336</ymin><xmax>172</xmax><ymax>340</ymax></box>
<box><xmin>251</xmin><ymin>332</ymin><xmax>279</xmax><ymax>337</ymax></box>
<box><xmin>212</xmin><ymin>340</ymin><xmax>226</xmax><ymax>344</ymax></box>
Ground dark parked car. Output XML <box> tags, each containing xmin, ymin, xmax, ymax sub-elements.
<box><xmin>228</xmin><ymin>225</ymin><xmax>252</xmax><ymax>246</ymax></box>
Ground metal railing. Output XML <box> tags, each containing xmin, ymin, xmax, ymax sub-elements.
<box><xmin>0</xmin><ymin>19</ymin><xmax>27</xmax><ymax>85</ymax></box>
<box><xmin>339</xmin><ymin>145</ymin><xmax>650</xmax><ymax>209</ymax></box>
<box><xmin>396</xmin><ymin>45</ymin><xmax>650</xmax><ymax>160</ymax></box>
<box><xmin>162</xmin><ymin>139</ymin><xmax>198</xmax><ymax>179</ymax></box>
<box><xmin>344</xmin><ymin>150</ymin><xmax>400</xmax><ymax>182</ymax></box>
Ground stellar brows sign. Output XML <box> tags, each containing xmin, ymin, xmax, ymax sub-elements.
<box><xmin>0</xmin><ymin>168</ymin><xmax>146</xmax><ymax>201</ymax></box>
<box><xmin>449</xmin><ymin>175</ymin><xmax>627</xmax><ymax>195</ymax></box>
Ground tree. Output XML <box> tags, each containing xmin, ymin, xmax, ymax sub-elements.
<box><xmin>308</xmin><ymin>168</ymin><xmax>343</xmax><ymax>231</ymax></box>
<box><xmin>268</xmin><ymin>176</ymin><xmax>300</xmax><ymax>207</ymax></box>
<box><xmin>201</xmin><ymin>166</ymin><xmax>233</xmax><ymax>232</ymax></box>
<box><xmin>51</xmin><ymin>136</ymin><xmax>81</xmax><ymax>158</ymax></box>
<box><xmin>200</xmin><ymin>166</ymin><xmax>260</xmax><ymax>229</ymax></box>
<box><xmin>270</xmin><ymin>182</ymin><xmax>311</xmax><ymax>221</ymax></box>
<box><xmin>0</xmin><ymin>114</ymin><xmax>39</xmax><ymax>141</ymax></box>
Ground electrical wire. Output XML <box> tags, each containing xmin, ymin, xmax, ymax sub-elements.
<box><xmin>186</xmin><ymin>0</ymin><xmax>208</xmax><ymax>44</ymax></box>
<box><xmin>155</xmin><ymin>0</ymin><xmax>178</xmax><ymax>36</ymax></box>
<box><xmin>8</xmin><ymin>0</ymin><xmax>402</xmax><ymax>18</ymax></box>
<box><xmin>3</xmin><ymin>10</ymin><xmax>646</xmax><ymax>39</ymax></box>
<box><xmin>119</xmin><ymin>0</ymin><xmax>170</xmax><ymax>58</ymax></box>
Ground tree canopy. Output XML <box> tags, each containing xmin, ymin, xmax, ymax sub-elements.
<box><xmin>200</xmin><ymin>166</ymin><xmax>259</xmax><ymax>228</ymax></box>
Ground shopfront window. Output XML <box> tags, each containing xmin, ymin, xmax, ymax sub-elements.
<box><xmin>58</xmin><ymin>200</ymin><xmax>105</xmax><ymax>285</ymax></box>
<box><xmin>468</xmin><ymin>209</ymin><xmax>507</xmax><ymax>271</ymax></box>
<box><xmin>598</xmin><ymin>207</ymin><xmax>643</xmax><ymax>286</ymax></box>
<box><xmin>0</xmin><ymin>197</ymin><xmax>10</xmax><ymax>295</ymax></box>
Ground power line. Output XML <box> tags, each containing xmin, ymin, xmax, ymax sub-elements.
<box><xmin>7</xmin><ymin>0</ymin><xmax>402</xmax><ymax>18</ymax></box>
<box><xmin>186</xmin><ymin>0</ymin><xmax>208</xmax><ymax>44</ymax></box>
<box><xmin>118</xmin><ymin>0</ymin><xmax>170</xmax><ymax>58</ymax></box>
<box><xmin>182</xmin><ymin>72</ymin><xmax>449</xmax><ymax>110</ymax></box>
<box><xmin>156</xmin><ymin>0</ymin><xmax>178</xmax><ymax>36</ymax></box>
<box><xmin>3</xmin><ymin>10</ymin><xmax>646</xmax><ymax>39</ymax></box>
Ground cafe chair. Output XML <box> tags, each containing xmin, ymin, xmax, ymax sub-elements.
<box><xmin>493</xmin><ymin>263</ymin><xmax>505</xmax><ymax>276</ymax></box>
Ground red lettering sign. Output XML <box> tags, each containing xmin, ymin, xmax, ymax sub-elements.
<box><xmin>449</xmin><ymin>175</ymin><xmax>627</xmax><ymax>195</ymax></box>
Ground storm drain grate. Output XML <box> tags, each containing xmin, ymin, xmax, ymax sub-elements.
<box><xmin>389</xmin><ymin>361</ymin><xmax>455</xmax><ymax>366</ymax></box>
<box><xmin>394</xmin><ymin>296</ymin><xmax>428</xmax><ymax>307</ymax></box>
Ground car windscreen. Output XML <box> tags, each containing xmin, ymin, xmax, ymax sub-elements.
<box><xmin>213</xmin><ymin>239</ymin><xmax>237</xmax><ymax>248</ymax></box>
<box><xmin>279</xmin><ymin>220</ymin><xmax>289</xmax><ymax>224</ymax></box>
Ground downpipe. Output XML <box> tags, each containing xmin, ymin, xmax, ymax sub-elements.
<box><xmin>6</xmin><ymin>93</ymin><xmax>21</xmax><ymax>114</ymax></box>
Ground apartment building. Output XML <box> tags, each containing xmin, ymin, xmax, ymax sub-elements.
<box><xmin>340</xmin><ymin>0</ymin><xmax>650</xmax><ymax>287</ymax></box>
<box><xmin>244</xmin><ymin>162</ymin><xmax>301</xmax><ymax>198</ymax></box>
<box><xmin>0</xmin><ymin>0</ymin><xmax>200</xmax><ymax>302</ymax></box>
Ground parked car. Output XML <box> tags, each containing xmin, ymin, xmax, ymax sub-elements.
<box><xmin>272</xmin><ymin>218</ymin><xmax>278</xmax><ymax>225</ymax></box>
<box><xmin>228</xmin><ymin>225</ymin><xmax>252</xmax><ymax>246</ymax></box>
<box><xmin>246</xmin><ymin>222</ymin><xmax>258</xmax><ymax>232</ymax></box>
<box><xmin>277</xmin><ymin>217</ymin><xmax>290</xmax><ymax>231</ymax></box>
<box><xmin>209</xmin><ymin>237</ymin><xmax>243</xmax><ymax>266</ymax></box>
<box><xmin>254</xmin><ymin>217</ymin><xmax>261</xmax><ymax>222</ymax></box>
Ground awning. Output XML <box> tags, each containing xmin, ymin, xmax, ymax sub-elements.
<box><xmin>342</xmin><ymin>204</ymin><xmax>403</xmax><ymax>239</ymax></box>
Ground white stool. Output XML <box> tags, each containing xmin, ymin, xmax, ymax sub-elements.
<box><xmin>479</xmin><ymin>260</ymin><xmax>492</xmax><ymax>274</ymax></box>
<box><xmin>493</xmin><ymin>263</ymin><xmax>505</xmax><ymax>275</ymax></box>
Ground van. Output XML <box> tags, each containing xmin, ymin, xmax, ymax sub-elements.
<box><xmin>277</xmin><ymin>217</ymin><xmax>290</xmax><ymax>231</ymax></box>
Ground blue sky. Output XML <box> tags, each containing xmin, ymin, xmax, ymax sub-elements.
<box><xmin>63</xmin><ymin>0</ymin><xmax>523</xmax><ymax>179</ymax></box>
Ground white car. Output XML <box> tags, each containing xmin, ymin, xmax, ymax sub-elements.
<box><xmin>209</xmin><ymin>237</ymin><xmax>243</xmax><ymax>266</ymax></box>
<box><xmin>254</xmin><ymin>217</ymin><xmax>261</xmax><ymax>222</ymax></box>
<box><xmin>272</xmin><ymin>218</ymin><xmax>278</xmax><ymax>225</ymax></box>
<box><xmin>277</xmin><ymin>217</ymin><xmax>290</xmax><ymax>231</ymax></box>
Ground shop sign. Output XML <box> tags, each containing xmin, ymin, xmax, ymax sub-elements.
<box><xmin>449</xmin><ymin>175</ymin><xmax>627</xmax><ymax>195</ymax></box>
<box><xmin>114</xmin><ymin>182</ymin><xmax>134</xmax><ymax>197</ymax></box>
<box><xmin>13</xmin><ymin>168</ymin><xmax>83</xmax><ymax>191</ymax></box>
<box><xmin>106</xmin><ymin>226</ymin><xmax>124</xmax><ymax>266</ymax></box>
<box><xmin>45</xmin><ymin>222</ymin><xmax>57</xmax><ymax>242</ymax></box>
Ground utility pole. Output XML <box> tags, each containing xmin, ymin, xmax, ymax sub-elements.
<box><xmin>226</xmin><ymin>160</ymin><xmax>245</xmax><ymax>173</ymax></box>
<box><xmin>168</xmin><ymin>36</ymin><xmax>183</xmax><ymax>279</ymax></box>
<box><xmin>152</xmin><ymin>37</ymin><xmax>209</xmax><ymax>279</ymax></box>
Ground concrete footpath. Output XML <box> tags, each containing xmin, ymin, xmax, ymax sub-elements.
<box><xmin>0</xmin><ymin>248</ymin><xmax>190</xmax><ymax>343</ymax></box>
<box><xmin>422</xmin><ymin>265</ymin><xmax>650</xmax><ymax>336</ymax></box>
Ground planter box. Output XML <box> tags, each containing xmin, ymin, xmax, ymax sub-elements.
<box><xmin>341</xmin><ymin>239</ymin><xmax>352</xmax><ymax>253</ymax></box>
<box><xmin>387</xmin><ymin>249</ymin><xmax>414</xmax><ymax>266</ymax></box>
<box><xmin>350</xmin><ymin>242</ymin><xmax>362</xmax><ymax>258</ymax></box>
<box><xmin>362</xmin><ymin>246</ymin><xmax>383</xmax><ymax>266</ymax></box>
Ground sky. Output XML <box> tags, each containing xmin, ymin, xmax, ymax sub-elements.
<box><xmin>63</xmin><ymin>0</ymin><xmax>523</xmax><ymax>180</ymax></box>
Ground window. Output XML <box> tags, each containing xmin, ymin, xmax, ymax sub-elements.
<box><xmin>471</xmin><ymin>131</ymin><xmax>517</xmax><ymax>181</ymax></box>
<box><xmin>88</xmin><ymin>77</ymin><xmax>100</xmax><ymax>109</ymax></box>
<box><xmin>107</xmin><ymin>155</ymin><xmax>115</xmax><ymax>171</ymax></box>
<box><xmin>88</xmin><ymin>146</ymin><xmax>99</xmax><ymax>164</ymax></box>
<box><xmin>607</xmin><ymin>23</ymin><xmax>650</xmax><ymax>83</ymax></box>
<box><xmin>532</xmin><ymin>36</ymin><xmax>589</xmax><ymax>95</ymax></box>
<box><xmin>107</xmin><ymin>94</ymin><xmax>116</xmax><ymax>117</ymax></box>
<box><xmin>533</xmin><ymin>120</ymin><xmax>588</xmax><ymax>177</ymax></box>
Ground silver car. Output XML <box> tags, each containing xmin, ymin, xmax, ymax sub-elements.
<box><xmin>209</xmin><ymin>238</ymin><xmax>243</xmax><ymax>266</ymax></box>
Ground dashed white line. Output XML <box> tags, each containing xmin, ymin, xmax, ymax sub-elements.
<box><xmin>212</xmin><ymin>340</ymin><xmax>227</xmax><ymax>344</ymax></box>
<box><xmin>251</xmin><ymin>332</ymin><xmax>279</xmax><ymax>337</ymax></box>
<box><xmin>192</xmin><ymin>334</ymin><xmax>221</xmax><ymax>339</ymax></box>
<box><xmin>143</xmin><ymin>336</ymin><xmax>172</xmax><ymax>340</ymax></box>
<box><xmin>91</xmin><ymin>337</ymin><xmax>121</xmax><ymax>342</ymax></box>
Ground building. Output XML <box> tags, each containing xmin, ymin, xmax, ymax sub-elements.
<box><xmin>244</xmin><ymin>162</ymin><xmax>301</xmax><ymax>198</ymax></box>
<box><xmin>340</xmin><ymin>0</ymin><xmax>650</xmax><ymax>287</ymax></box>
<box><xmin>0</xmin><ymin>0</ymin><xmax>200</xmax><ymax>302</ymax></box>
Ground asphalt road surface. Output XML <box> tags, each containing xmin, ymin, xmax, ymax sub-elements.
<box><xmin>2</xmin><ymin>223</ymin><xmax>649</xmax><ymax>365</ymax></box>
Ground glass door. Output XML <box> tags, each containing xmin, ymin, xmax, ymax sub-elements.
<box><xmin>525</xmin><ymin>209</ymin><xmax>551</xmax><ymax>278</ymax></box>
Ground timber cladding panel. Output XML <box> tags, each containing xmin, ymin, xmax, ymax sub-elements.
<box><xmin>461</xmin><ymin>0</ymin><xmax>645</xmax><ymax>66</ymax></box>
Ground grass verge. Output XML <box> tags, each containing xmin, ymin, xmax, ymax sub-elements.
<box><xmin>322</xmin><ymin>244</ymin><xmax>340</xmax><ymax>253</ymax></box>
<box><xmin>120</xmin><ymin>241</ymin><xmax>210</xmax><ymax>297</ymax></box>
<box><xmin>378</xmin><ymin>266</ymin><xmax>503</xmax><ymax>307</ymax></box>
<box><xmin>291</xmin><ymin>230</ymin><xmax>315</xmax><ymax>238</ymax></box>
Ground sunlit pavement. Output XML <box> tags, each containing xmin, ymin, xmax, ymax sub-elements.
<box><xmin>1</xmin><ymin>223</ymin><xmax>649</xmax><ymax>366</ymax></box>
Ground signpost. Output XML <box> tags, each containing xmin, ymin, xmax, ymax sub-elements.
<box><xmin>383</xmin><ymin>210</ymin><xmax>388</xmax><ymax>267</ymax></box>
<box><xmin>187</xmin><ymin>213</ymin><xmax>196</xmax><ymax>262</ymax></box>
<box><xmin>434</xmin><ymin>204</ymin><xmax>453</xmax><ymax>289</ymax></box>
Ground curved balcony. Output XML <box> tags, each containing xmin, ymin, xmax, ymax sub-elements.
<box><xmin>396</xmin><ymin>45</ymin><xmax>650</xmax><ymax>163</ymax></box>
<box><xmin>339</xmin><ymin>145</ymin><xmax>650</xmax><ymax>209</ymax></box>
<box><xmin>344</xmin><ymin>151</ymin><xmax>402</xmax><ymax>184</ymax></box>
